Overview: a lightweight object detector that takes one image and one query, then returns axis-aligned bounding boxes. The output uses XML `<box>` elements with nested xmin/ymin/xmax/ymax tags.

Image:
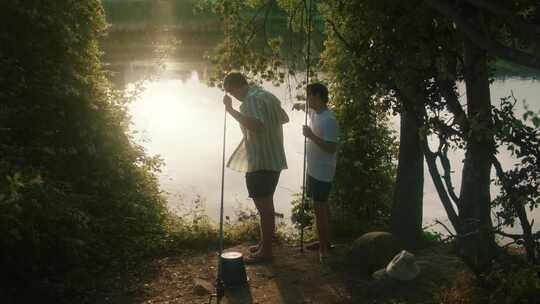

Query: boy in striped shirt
<box><xmin>222</xmin><ymin>72</ymin><xmax>289</xmax><ymax>263</ymax></box>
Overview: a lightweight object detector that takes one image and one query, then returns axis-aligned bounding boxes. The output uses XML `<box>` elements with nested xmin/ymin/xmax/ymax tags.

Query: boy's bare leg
<box><xmin>314</xmin><ymin>202</ymin><xmax>330</xmax><ymax>257</ymax></box>
<box><xmin>253</xmin><ymin>195</ymin><xmax>275</xmax><ymax>257</ymax></box>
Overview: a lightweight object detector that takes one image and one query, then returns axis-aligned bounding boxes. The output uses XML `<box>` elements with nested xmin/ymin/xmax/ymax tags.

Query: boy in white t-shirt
<box><xmin>293</xmin><ymin>83</ymin><xmax>339</xmax><ymax>261</ymax></box>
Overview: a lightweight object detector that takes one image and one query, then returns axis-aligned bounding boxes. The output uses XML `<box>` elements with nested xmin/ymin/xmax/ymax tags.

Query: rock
<box><xmin>193</xmin><ymin>278</ymin><xmax>213</xmax><ymax>296</ymax></box>
<box><xmin>346</xmin><ymin>231</ymin><xmax>403</xmax><ymax>275</ymax></box>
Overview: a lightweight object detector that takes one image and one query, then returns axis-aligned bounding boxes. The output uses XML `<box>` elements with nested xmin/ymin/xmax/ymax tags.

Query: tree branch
<box><xmin>422</xmin><ymin>136</ymin><xmax>462</xmax><ymax>232</ymax></box>
<box><xmin>494</xmin><ymin>230</ymin><xmax>524</xmax><ymax>240</ymax></box>
<box><xmin>435</xmin><ymin>219</ymin><xmax>456</xmax><ymax>236</ymax></box>
<box><xmin>491</xmin><ymin>155</ymin><xmax>537</xmax><ymax>262</ymax></box>
<box><xmin>463</xmin><ymin>0</ymin><xmax>540</xmax><ymax>38</ymax></box>
<box><xmin>434</xmin><ymin>54</ymin><xmax>470</xmax><ymax>134</ymax></box>
<box><xmin>442</xmin><ymin>87</ymin><xmax>468</xmax><ymax>130</ymax></box>
<box><xmin>438</xmin><ymin>142</ymin><xmax>460</xmax><ymax>206</ymax></box>
<box><xmin>425</xmin><ymin>0</ymin><xmax>540</xmax><ymax>70</ymax></box>
<box><xmin>245</xmin><ymin>0</ymin><xmax>275</xmax><ymax>46</ymax></box>
<box><xmin>324</xmin><ymin>18</ymin><xmax>356</xmax><ymax>54</ymax></box>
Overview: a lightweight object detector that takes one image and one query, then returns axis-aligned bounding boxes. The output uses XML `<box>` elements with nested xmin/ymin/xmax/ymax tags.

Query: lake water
<box><xmin>103</xmin><ymin>31</ymin><xmax>540</xmax><ymax>235</ymax></box>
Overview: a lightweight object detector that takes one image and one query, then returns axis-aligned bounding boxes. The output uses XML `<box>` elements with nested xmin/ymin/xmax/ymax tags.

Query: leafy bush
<box><xmin>0</xmin><ymin>0</ymin><xmax>168</xmax><ymax>299</ymax></box>
<box><xmin>436</xmin><ymin>271</ymin><xmax>489</xmax><ymax>304</ymax></box>
<box><xmin>421</xmin><ymin>230</ymin><xmax>444</xmax><ymax>245</ymax></box>
<box><xmin>437</xmin><ymin>266</ymin><xmax>540</xmax><ymax>304</ymax></box>
<box><xmin>319</xmin><ymin>4</ymin><xmax>398</xmax><ymax>236</ymax></box>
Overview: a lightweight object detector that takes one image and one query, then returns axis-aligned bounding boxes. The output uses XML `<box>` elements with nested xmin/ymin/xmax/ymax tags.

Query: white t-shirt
<box><xmin>306</xmin><ymin>109</ymin><xmax>339</xmax><ymax>182</ymax></box>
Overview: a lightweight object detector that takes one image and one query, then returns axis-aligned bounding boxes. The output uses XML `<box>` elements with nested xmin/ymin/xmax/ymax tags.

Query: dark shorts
<box><xmin>306</xmin><ymin>174</ymin><xmax>332</xmax><ymax>203</ymax></box>
<box><xmin>245</xmin><ymin>170</ymin><xmax>281</xmax><ymax>199</ymax></box>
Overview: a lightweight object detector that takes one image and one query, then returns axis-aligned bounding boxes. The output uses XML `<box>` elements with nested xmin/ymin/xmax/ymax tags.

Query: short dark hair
<box><xmin>223</xmin><ymin>72</ymin><xmax>248</xmax><ymax>92</ymax></box>
<box><xmin>307</xmin><ymin>83</ymin><xmax>329</xmax><ymax>103</ymax></box>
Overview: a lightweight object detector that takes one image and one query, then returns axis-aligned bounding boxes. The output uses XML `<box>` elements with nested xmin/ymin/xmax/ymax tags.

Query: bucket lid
<box><xmin>221</xmin><ymin>251</ymin><xmax>243</xmax><ymax>259</ymax></box>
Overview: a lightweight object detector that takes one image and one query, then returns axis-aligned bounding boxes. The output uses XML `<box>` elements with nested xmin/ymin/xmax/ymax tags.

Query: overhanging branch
<box><xmin>324</xmin><ymin>18</ymin><xmax>356</xmax><ymax>54</ymax></box>
<box><xmin>463</xmin><ymin>0</ymin><xmax>540</xmax><ymax>38</ymax></box>
<box><xmin>425</xmin><ymin>0</ymin><xmax>540</xmax><ymax>70</ymax></box>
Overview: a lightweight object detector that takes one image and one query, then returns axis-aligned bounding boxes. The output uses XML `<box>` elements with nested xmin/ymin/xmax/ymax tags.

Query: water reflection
<box><xmin>110</xmin><ymin>60</ymin><xmax>209</xmax><ymax>87</ymax></box>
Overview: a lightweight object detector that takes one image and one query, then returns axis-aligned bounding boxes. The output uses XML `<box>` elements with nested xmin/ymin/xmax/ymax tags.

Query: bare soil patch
<box><xmin>89</xmin><ymin>242</ymin><xmax>469</xmax><ymax>304</ymax></box>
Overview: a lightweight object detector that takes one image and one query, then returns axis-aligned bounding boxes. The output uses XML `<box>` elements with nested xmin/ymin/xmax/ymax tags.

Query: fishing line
<box><xmin>299</xmin><ymin>0</ymin><xmax>314</xmax><ymax>253</ymax></box>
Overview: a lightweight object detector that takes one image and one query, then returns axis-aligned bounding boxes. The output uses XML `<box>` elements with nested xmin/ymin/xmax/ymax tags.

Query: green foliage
<box><xmin>289</xmin><ymin>193</ymin><xmax>317</xmax><ymax>241</ymax></box>
<box><xmin>203</xmin><ymin>0</ymin><xmax>324</xmax><ymax>88</ymax></box>
<box><xmin>289</xmin><ymin>188</ymin><xmax>391</xmax><ymax>240</ymax></box>
<box><xmin>290</xmin><ymin>193</ymin><xmax>313</xmax><ymax>229</ymax></box>
<box><xmin>421</xmin><ymin>230</ymin><xmax>444</xmax><ymax>245</ymax></box>
<box><xmin>102</xmin><ymin>0</ymin><xmax>220</xmax><ymax>30</ymax></box>
<box><xmin>495</xmin><ymin>266</ymin><xmax>540</xmax><ymax>301</ymax></box>
<box><xmin>318</xmin><ymin>1</ymin><xmax>401</xmax><ymax>234</ymax></box>
<box><xmin>224</xmin><ymin>208</ymin><xmax>261</xmax><ymax>243</ymax></box>
<box><xmin>436</xmin><ymin>271</ymin><xmax>490</xmax><ymax>304</ymax></box>
<box><xmin>492</xmin><ymin>97</ymin><xmax>540</xmax><ymax>228</ymax></box>
<box><xmin>225</xmin><ymin>206</ymin><xmax>292</xmax><ymax>245</ymax></box>
<box><xmin>0</xmin><ymin>0</ymin><xmax>169</xmax><ymax>299</ymax></box>
<box><xmin>161</xmin><ymin>197</ymin><xmax>263</xmax><ymax>250</ymax></box>
<box><xmin>489</xmin><ymin>96</ymin><xmax>540</xmax><ymax>261</ymax></box>
<box><xmin>437</xmin><ymin>266</ymin><xmax>540</xmax><ymax>304</ymax></box>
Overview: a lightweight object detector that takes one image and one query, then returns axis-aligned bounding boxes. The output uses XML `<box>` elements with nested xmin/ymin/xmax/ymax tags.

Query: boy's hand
<box><xmin>223</xmin><ymin>95</ymin><xmax>233</xmax><ymax>111</ymax></box>
<box><xmin>302</xmin><ymin>125</ymin><xmax>315</xmax><ymax>139</ymax></box>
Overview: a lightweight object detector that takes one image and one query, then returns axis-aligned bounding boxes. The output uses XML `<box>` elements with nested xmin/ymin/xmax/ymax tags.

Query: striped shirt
<box><xmin>227</xmin><ymin>87</ymin><xmax>289</xmax><ymax>173</ymax></box>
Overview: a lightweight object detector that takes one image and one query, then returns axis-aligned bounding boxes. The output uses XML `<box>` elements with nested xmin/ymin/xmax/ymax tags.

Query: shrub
<box><xmin>437</xmin><ymin>266</ymin><xmax>540</xmax><ymax>304</ymax></box>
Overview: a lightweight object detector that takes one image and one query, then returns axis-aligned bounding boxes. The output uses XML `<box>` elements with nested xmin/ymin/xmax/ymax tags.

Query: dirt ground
<box><xmin>89</xmin><ymin>241</ymin><xmax>469</xmax><ymax>304</ymax></box>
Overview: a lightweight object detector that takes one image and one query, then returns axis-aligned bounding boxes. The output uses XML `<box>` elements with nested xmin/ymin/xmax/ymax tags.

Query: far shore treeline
<box><xmin>100</xmin><ymin>0</ymin><xmax>538</xmax><ymax>79</ymax></box>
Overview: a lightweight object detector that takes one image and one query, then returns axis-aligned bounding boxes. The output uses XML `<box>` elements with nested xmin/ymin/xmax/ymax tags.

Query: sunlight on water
<box><xmin>128</xmin><ymin>70</ymin><xmax>306</xmax><ymax>221</ymax></box>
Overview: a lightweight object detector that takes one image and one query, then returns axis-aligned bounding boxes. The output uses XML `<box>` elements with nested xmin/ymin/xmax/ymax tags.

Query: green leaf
<box><xmin>532</xmin><ymin>117</ymin><xmax>540</xmax><ymax>128</ymax></box>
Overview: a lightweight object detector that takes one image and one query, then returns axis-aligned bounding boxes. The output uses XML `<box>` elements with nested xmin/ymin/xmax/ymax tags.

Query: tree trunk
<box><xmin>391</xmin><ymin>97</ymin><xmax>424</xmax><ymax>249</ymax></box>
<box><xmin>457</xmin><ymin>36</ymin><xmax>497</xmax><ymax>273</ymax></box>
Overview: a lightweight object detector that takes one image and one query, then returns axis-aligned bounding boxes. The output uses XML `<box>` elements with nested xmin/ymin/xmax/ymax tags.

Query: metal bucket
<box><xmin>219</xmin><ymin>251</ymin><xmax>248</xmax><ymax>286</ymax></box>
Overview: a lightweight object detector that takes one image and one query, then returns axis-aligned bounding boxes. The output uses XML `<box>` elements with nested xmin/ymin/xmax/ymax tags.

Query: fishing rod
<box><xmin>211</xmin><ymin>2</ymin><xmax>233</xmax><ymax>302</ymax></box>
<box><xmin>299</xmin><ymin>0</ymin><xmax>314</xmax><ymax>253</ymax></box>
<box><xmin>209</xmin><ymin>108</ymin><xmax>227</xmax><ymax>304</ymax></box>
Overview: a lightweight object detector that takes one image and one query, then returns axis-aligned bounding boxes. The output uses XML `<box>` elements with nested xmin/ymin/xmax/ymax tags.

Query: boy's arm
<box><xmin>280</xmin><ymin>107</ymin><xmax>290</xmax><ymax>124</ymax></box>
<box><xmin>223</xmin><ymin>95</ymin><xmax>264</xmax><ymax>132</ymax></box>
<box><xmin>302</xmin><ymin>126</ymin><xmax>337</xmax><ymax>153</ymax></box>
